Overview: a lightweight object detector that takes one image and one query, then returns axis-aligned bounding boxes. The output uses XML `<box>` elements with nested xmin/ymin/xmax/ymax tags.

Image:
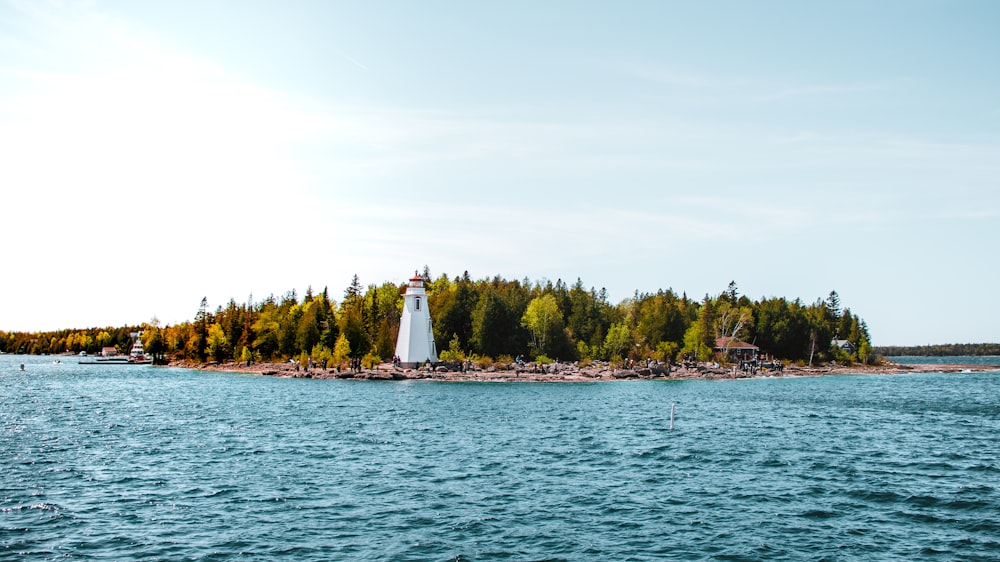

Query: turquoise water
<box><xmin>2</xmin><ymin>355</ymin><xmax>999</xmax><ymax>561</ymax></box>
<box><xmin>889</xmin><ymin>355</ymin><xmax>1000</xmax><ymax>367</ymax></box>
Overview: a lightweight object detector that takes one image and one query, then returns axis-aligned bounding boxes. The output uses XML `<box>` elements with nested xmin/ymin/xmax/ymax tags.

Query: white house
<box><xmin>394</xmin><ymin>272</ymin><xmax>438</xmax><ymax>367</ymax></box>
<box><xmin>833</xmin><ymin>339</ymin><xmax>856</xmax><ymax>354</ymax></box>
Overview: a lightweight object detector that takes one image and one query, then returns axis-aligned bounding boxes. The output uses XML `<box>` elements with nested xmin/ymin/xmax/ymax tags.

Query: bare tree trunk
<box><xmin>808</xmin><ymin>329</ymin><xmax>817</xmax><ymax>367</ymax></box>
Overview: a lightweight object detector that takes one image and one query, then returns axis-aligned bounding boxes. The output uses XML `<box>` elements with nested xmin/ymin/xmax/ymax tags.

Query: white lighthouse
<box><xmin>394</xmin><ymin>272</ymin><xmax>438</xmax><ymax>367</ymax></box>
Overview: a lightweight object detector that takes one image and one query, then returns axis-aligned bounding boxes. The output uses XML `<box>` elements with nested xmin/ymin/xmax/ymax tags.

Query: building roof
<box><xmin>714</xmin><ymin>337</ymin><xmax>759</xmax><ymax>350</ymax></box>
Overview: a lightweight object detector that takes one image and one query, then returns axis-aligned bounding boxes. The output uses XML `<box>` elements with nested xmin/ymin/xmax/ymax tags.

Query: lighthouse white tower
<box><xmin>395</xmin><ymin>272</ymin><xmax>438</xmax><ymax>367</ymax></box>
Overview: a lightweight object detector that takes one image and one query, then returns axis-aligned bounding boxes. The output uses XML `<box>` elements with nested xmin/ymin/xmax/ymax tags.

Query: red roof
<box><xmin>714</xmin><ymin>337</ymin><xmax>758</xmax><ymax>350</ymax></box>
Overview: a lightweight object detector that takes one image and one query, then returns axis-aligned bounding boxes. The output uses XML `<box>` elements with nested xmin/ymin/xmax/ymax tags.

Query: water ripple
<box><xmin>2</xmin><ymin>360</ymin><xmax>999</xmax><ymax>560</ymax></box>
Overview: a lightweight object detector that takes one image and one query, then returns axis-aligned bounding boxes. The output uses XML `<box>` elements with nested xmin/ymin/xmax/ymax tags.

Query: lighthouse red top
<box><xmin>409</xmin><ymin>272</ymin><xmax>424</xmax><ymax>287</ymax></box>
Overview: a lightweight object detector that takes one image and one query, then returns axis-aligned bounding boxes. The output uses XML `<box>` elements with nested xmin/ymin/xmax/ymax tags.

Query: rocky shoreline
<box><xmin>167</xmin><ymin>359</ymin><xmax>999</xmax><ymax>382</ymax></box>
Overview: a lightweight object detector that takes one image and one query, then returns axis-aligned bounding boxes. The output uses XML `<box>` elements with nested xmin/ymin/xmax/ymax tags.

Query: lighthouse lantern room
<box><xmin>394</xmin><ymin>272</ymin><xmax>438</xmax><ymax>367</ymax></box>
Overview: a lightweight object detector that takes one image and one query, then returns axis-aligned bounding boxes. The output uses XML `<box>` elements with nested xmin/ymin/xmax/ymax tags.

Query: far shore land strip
<box><xmin>168</xmin><ymin>358</ymin><xmax>1000</xmax><ymax>382</ymax></box>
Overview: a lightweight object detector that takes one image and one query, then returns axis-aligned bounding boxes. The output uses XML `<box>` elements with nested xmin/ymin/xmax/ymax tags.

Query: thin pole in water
<box><xmin>670</xmin><ymin>403</ymin><xmax>675</xmax><ymax>431</ymax></box>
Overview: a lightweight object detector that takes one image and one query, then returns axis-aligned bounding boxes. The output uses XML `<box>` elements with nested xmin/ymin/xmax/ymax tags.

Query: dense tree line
<box><xmin>1</xmin><ymin>325</ymin><xmax>143</xmax><ymax>357</ymax></box>
<box><xmin>2</xmin><ymin>272</ymin><xmax>877</xmax><ymax>366</ymax></box>
<box><xmin>875</xmin><ymin>343</ymin><xmax>1000</xmax><ymax>357</ymax></box>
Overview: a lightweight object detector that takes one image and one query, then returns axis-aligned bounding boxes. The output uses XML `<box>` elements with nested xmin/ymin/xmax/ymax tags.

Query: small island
<box><xmin>4</xmin><ymin>271</ymin><xmax>997</xmax><ymax>380</ymax></box>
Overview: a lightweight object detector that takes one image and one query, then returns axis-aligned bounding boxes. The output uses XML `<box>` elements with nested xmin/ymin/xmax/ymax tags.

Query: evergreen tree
<box><xmin>345</xmin><ymin>274</ymin><xmax>363</xmax><ymax>305</ymax></box>
<box><xmin>433</xmin><ymin>277</ymin><xmax>477</xmax><ymax>352</ymax></box>
<box><xmin>193</xmin><ymin>297</ymin><xmax>210</xmax><ymax>361</ymax></box>
<box><xmin>296</xmin><ymin>302</ymin><xmax>322</xmax><ymax>356</ymax></box>
<box><xmin>338</xmin><ymin>276</ymin><xmax>370</xmax><ymax>358</ymax></box>
<box><xmin>698</xmin><ymin>296</ymin><xmax>716</xmax><ymax>351</ymax></box>
<box><xmin>827</xmin><ymin>290</ymin><xmax>841</xmax><ymax>320</ymax></box>
<box><xmin>318</xmin><ymin>290</ymin><xmax>340</xmax><ymax>350</ymax></box>
<box><xmin>278</xmin><ymin>304</ymin><xmax>302</xmax><ymax>358</ymax></box>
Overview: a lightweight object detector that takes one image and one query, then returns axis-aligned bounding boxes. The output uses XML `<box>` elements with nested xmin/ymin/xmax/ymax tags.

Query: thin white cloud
<box><xmin>754</xmin><ymin>81</ymin><xmax>892</xmax><ymax>102</ymax></box>
<box><xmin>621</xmin><ymin>58</ymin><xmax>895</xmax><ymax>106</ymax></box>
<box><xmin>337</xmin><ymin>50</ymin><xmax>369</xmax><ymax>71</ymax></box>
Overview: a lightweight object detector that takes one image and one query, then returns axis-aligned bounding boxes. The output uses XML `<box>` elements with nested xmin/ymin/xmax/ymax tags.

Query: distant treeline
<box><xmin>1</xmin><ymin>325</ymin><xmax>142</xmax><ymax>357</ymax></box>
<box><xmin>875</xmin><ymin>343</ymin><xmax>1000</xmax><ymax>357</ymax></box>
<box><xmin>2</xmin><ymin>270</ymin><xmax>874</xmax><ymax>366</ymax></box>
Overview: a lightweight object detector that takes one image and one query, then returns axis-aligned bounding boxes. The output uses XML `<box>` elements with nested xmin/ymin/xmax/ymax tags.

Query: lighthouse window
<box><xmin>416</xmin><ymin>297</ymin><xmax>420</xmax><ymax>311</ymax></box>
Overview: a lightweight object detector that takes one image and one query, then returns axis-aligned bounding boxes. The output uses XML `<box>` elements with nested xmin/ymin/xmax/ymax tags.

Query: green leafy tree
<box><xmin>656</xmin><ymin>340</ymin><xmax>679</xmax><ymax>363</ymax></box>
<box><xmin>96</xmin><ymin>330</ymin><xmax>113</xmax><ymax>351</ymax></box>
<box><xmin>252</xmin><ymin>306</ymin><xmax>281</xmax><ymax>360</ymax></box>
<box><xmin>857</xmin><ymin>338</ymin><xmax>873</xmax><ymax>365</ymax></box>
<box><xmin>752</xmin><ymin>297</ymin><xmax>811</xmax><ymax>361</ymax></box>
<box><xmin>635</xmin><ymin>289</ymin><xmax>688</xmax><ymax>353</ymax></box>
<box><xmin>184</xmin><ymin>331</ymin><xmax>204</xmax><ymax>361</ymax></box>
<box><xmin>806</xmin><ymin>299</ymin><xmax>834</xmax><ymax>366</ymax></box>
<box><xmin>603</xmin><ymin>321</ymin><xmax>632</xmax><ymax>361</ymax></box>
<box><xmin>310</xmin><ymin>343</ymin><xmax>333</xmax><ymax>366</ymax></box>
<box><xmin>680</xmin><ymin>320</ymin><xmax>712</xmax><ymax>361</ymax></box>
<box><xmin>361</xmin><ymin>350</ymin><xmax>382</xmax><ymax>371</ymax></box>
<box><xmin>142</xmin><ymin>327</ymin><xmax>167</xmax><ymax>362</ymax></box>
<box><xmin>521</xmin><ymin>294</ymin><xmax>561</xmax><ymax>357</ymax></box>
<box><xmin>697</xmin><ymin>297</ymin><xmax>716</xmax><ymax>352</ymax></box>
<box><xmin>207</xmin><ymin>323</ymin><xmax>229</xmax><ymax>363</ymax></box>
<box><xmin>165</xmin><ymin>323</ymin><xmax>190</xmax><ymax>358</ymax></box>
<box><xmin>440</xmin><ymin>333</ymin><xmax>466</xmax><ymax>362</ymax></box>
<box><xmin>4</xmin><ymin>274</ymin><xmax>879</xmax><ymax>367</ymax></box>
<box><xmin>333</xmin><ymin>333</ymin><xmax>351</xmax><ymax>366</ymax></box>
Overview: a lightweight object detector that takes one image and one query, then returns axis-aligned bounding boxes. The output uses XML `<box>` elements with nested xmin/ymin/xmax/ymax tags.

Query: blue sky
<box><xmin>1</xmin><ymin>1</ymin><xmax>997</xmax><ymax>346</ymax></box>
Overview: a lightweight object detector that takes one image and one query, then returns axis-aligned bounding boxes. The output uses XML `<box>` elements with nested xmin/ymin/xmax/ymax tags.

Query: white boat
<box><xmin>79</xmin><ymin>332</ymin><xmax>152</xmax><ymax>365</ymax></box>
<box><xmin>128</xmin><ymin>333</ymin><xmax>152</xmax><ymax>364</ymax></box>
